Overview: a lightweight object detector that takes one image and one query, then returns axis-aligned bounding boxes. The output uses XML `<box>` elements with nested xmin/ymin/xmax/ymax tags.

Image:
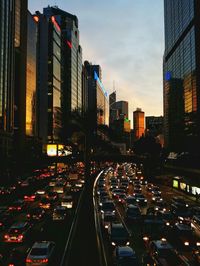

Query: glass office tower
<box><xmin>0</xmin><ymin>0</ymin><xmax>15</xmax><ymax>156</ymax></box>
<box><xmin>26</xmin><ymin>12</ymin><xmax>37</xmax><ymax>137</ymax></box>
<box><xmin>163</xmin><ymin>0</ymin><xmax>200</xmax><ymax>153</ymax></box>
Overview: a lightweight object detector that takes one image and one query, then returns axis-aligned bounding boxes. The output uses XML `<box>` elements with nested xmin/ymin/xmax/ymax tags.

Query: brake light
<box><xmin>9</xmin><ymin>264</ymin><xmax>14</xmax><ymax>266</ymax></box>
<box><xmin>17</xmin><ymin>207</ymin><xmax>21</xmax><ymax>210</ymax></box>
<box><xmin>0</xmin><ymin>223</ymin><xmax>2</xmax><ymax>226</ymax></box>
<box><xmin>42</xmin><ymin>258</ymin><xmax>48</xmax><ymax>263</ymax></box>
<box><xmin>26</xmin><ymin>258</ymin><xmax>32</xmax><ymax>263</ymax></box>
<box><xmin>24</xmin><ymin>196</ymin><xmax>28</xmax><ymax>198</ymax></box>
<box><xmin>27</xmin><ymin>214</ymin><xmax>30</xmax><ymax>218</ymax></box>
<box><xmin>18</xmin><ymin>234</ymin><xmax>23</xmax><ymax>239</ymax></box>
<box><xmin>4</xmin><ymin>234</ymin><xmax>9</xmax><ymax>238</ymax></box>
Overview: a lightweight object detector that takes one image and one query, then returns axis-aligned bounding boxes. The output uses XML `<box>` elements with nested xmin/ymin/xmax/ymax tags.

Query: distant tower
<box><xmin>133</xmin><ymin>108</ymin><xmax>145</xmax><ymax>140</ymax></box>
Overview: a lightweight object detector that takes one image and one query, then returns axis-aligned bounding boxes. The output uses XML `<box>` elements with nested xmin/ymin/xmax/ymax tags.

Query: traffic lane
<box><xmin>1</xmin><ymin>191</ymin><xmax>80</xmax><ymax>265</ymax></box>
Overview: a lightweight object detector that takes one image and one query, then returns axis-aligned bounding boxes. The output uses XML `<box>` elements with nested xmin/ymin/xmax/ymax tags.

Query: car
<box><xmin>102</xmin><ymin>211</ymin><xmax>116</xmax><ymax>229</ymax></box>
<box><xmin>126</xmin><ymin>196</ymin><xmax>137</xmax><ymax>206</ymax></box>
<box><xmin>151</xmin><ymin>186</ymin><xmax>161</xmax><ymax>195</ymax></box>
<box><xmin>108</xmin><ymin>222</ymin><xmax>130</xmax><ymax>247</ymax></box>
<box><xmin>46</xmin><ymin>192</ymin><xmax>58</xmax><ymax>202</ymax></box>
<box><xmin>112</xmin><ymin>189</ymin><xmax>126</xmax><ymax>199</ymax></box>
<box><xmin>27</xmin><ymin>208</ymin><xmax>46</xmax><ymax>221</ymax></box>
<box><xmin>148</xmin><ymin>238</ymin><xmax>183</xmax><ymax>266</ymax></box>
<box><xmin>152</xmin><ymin>192</ymin><xmax>163</xmax><ymax>203</ymax></box>
<box><xmin>192</xmin><ymin>215</ymin><xmax>200</xmax><ymax>233</ymax></box>
<box><xmin>125</xmin><ymin>205</ymin><xmax>141</xmax><ymax>222</ymax></box>
<box><xmin>4</xmin><ymin>222</ymin><xmax>31</xmax><ymax>243</ymax></box>
<box><xmin>167</xmin><ymin>223</ymin><xmax>200</xmax><ymax>250</ymax></box>
<box><xmin>39</xmin><ymin>198</ymin><xmax>51</xmax><ymax>209</ymax></box>
<box><xmin>114</xmin><ymin>246</ymin><xmax>139</xmax><ymax>266</ymax></box>
<box><xmin>146</xmin><ymin>183</ymin><xmax>154</xmax><ymax>192</ymax></box>
<box><xmin>171</xmin><ymin>197</ymin><xmax>189</xmax><ymax>208</ymax></box>
<box><xmin>26</xmin><ymin>241</ymin><xmax>55</xmax><ymax>265</ymax></box>
<box><xmin>61</xmin><ymin>195</ymin><xmax>73</xmax><ymax>209</ymax></box>
<box><xmin>134</xmin><ymin>194</ymin><xmax>147</xmax><ymax>206</ymax></box>
<box><xmin>100</xmin><ymin>200</ymin><xmax>115</xmax><ymax>214</ymax></box>
<box><xmin>117</xmin><ymin>193</ymin><xmax>127</xmax><ymax>204</ymax></box>
<box><xmin>52</xmin><ymin>206</ymin><xmax>67</xmax><ymax>221</ymax></box>
<box><xmin>171</xmin><ymin>204</ymin><xmax>192</xmax><ymax>218</ymax></box>
<box><xmin>24</xmin><ymin>194</ymin><xmax>36</xmax><ymax>202</ymax></box>
<box><xmin>8</xmin><ymin>200</ymin><xmax>25</xmax><ymax>212</ymax></box>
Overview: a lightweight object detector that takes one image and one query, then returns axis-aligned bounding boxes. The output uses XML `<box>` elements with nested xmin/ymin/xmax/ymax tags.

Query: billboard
<box><xmin>46</xmin><ymin>144</ymin><xmax>72</xmax><ymax>157</ymax></box>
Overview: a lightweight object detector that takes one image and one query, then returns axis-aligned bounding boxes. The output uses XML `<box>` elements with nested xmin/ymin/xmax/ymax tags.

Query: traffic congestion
<box><xmin>0</xmin><ymin>163</ymin><xmax>84</xmax><ymax>266</ymax></box>
<box><xmin>94</xmin><ymin>163</ymin><xmax>200</xmax><ymax>266</ymax></box>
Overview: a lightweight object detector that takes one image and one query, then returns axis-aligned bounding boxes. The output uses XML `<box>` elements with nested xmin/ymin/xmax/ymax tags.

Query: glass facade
<box><xmin>0</xmin><ymin>0</ymin><xmax>14</xmax><ymax>155</ymax></box>
<box><xmin>96</xmin><ymin>82</ymin><xmax>109</xmax><ymax>126</ymax></box>
<box><xmin>26</xmin><ymin>13</ymin><xmax>37</xmax><ymax>136</ymax></box>
<box><xmin>47</xmin><ymin>18</ymin><xmax>62</xmax><ymax>143</ymax></box>
<box><xmin>70</xmin><ymin>22</ymin><xmax>82</xmax><ymax>112</ymax></box>
<box><xmin>163</xmin><ymin>0</ymin><xmax>199</xmax><ymax>152</ymax></box>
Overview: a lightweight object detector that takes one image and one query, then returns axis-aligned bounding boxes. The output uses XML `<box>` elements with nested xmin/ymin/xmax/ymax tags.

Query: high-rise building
<box><xmin>163</xmin><ymin>0</ymin><xmax>200</xmax><ymax>153</ymax></box>
<box><xmin>146</xmin><ymin>116</ymin><xmax>163</xmax><ymax>137</ymax></box>
<box><xmin>133</xmin><ymin>108</ymin><xmax>145</xmax><ymax>140</ymax></box>
<box><xmin>109</xmin><ymin>91</ymin><xmax>117</xmax><ymax>124</ymax></box>
<box><xmin>42</xmin><ymin>6</ymin><xmax>82</xmax><ymax>142</ymax></box>
<box><xmin>84</xmin><ymin>61</ymin><xmax>109</xmax><ymax>127</ymax></box>
<box><xmin>114</xmin><ymin>101</ymin><xmax>128</xmax><ymax>119</ymax></box>
<box><xmin>26</xmin><ymin>12</ymin><xmax>37</xmax><ymax>138</ymax></box>
<box><xmin>36</xmin><ymin>12</ymin><xmax>62</xmax><ymax>144</ymax></box>
<box><xmin>0</xmin><ymin>0</ymin><xmax>15</xmax><ymax>156</ymax></box>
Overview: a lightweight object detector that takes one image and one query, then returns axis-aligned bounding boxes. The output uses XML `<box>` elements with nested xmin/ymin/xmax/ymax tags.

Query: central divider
<box><xmin>60</xmin><ymin>172</ymin><xmax>102</xmax><ymax>266</ymax></box>
<box><xmin>93</xmin><ymin>171</ymin><xmax>109</xmax><ymax>266</ymax></box>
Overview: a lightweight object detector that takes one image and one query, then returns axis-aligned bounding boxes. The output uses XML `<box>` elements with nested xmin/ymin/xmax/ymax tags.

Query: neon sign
<box><xmin>51</xmin><ymin>16</ymin><xmax>61</xmax><ymax>32</ymax></box>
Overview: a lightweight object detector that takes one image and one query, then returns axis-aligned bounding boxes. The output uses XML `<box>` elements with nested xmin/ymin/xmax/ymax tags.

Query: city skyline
<box><xmin>28</xmin><ymin>0</ymin><xmax>164</xmax><ymax>124</ymax></box>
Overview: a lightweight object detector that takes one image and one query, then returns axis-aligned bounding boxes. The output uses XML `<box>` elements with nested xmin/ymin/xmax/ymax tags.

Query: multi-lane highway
<box><xmin>93</xmin><ymin>163</ymin><xmax>200</xmax><ymax>266</ymax></box>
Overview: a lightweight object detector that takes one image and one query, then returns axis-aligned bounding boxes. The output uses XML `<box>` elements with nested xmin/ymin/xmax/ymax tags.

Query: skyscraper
<box><xmin>42</xmin><ymin>6</ymin><xmax>82</xmax><ymax>142</ymax></box>
<box><xmin>36</xmin><ymin>12</ymin><xmax>62</xmax><ymax>144</ymax></box>
<box><xmin>0</xmin><ymin>0</ymin><xmax>15</xmax><ymax>156</ymax></box>
<box><xmin>84</xmin><ymin>61</ymin><xmax>109</xmax><ymax>127</ymax></box>
<box><xmin>133</xmin><ymin>108</ymin><xmax>145</xmax><ymax>140</ymax></box>
<box><xmin>163</xmin><ymin>0</ymin><xmax>200</xmax><ymax>153</ymax></box>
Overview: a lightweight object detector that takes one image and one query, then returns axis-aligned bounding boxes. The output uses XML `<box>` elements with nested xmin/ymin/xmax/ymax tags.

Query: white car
<box><xmin>26</xmin><ymin>241</ymin><xmax>55</xmax><ymax>265</ymax></box>
<box><xmin>61</xmin><ymin>195</ymin><xmax>73</xmax><ymax>209</ymax></box>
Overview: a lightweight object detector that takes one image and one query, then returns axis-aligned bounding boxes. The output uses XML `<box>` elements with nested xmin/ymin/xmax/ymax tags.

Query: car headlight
<box><xmin>126</xmin><ymin>241</ymin><xmax>130</xmax><ymax>245</ymax></box>
<box><xmin>112</xmin><ymin>210</ymin><xmax>115</xmax><ymax>213</ymax></box>
<box><xmin>143</xmin><ymin>236</ymin><xmax>149</xmax><ymax>241</ymax></box>
<box><xmin>184</xmin><ymin>241</ymin><xmax>189</xmax><ymax>246</ymax></box>
<box><xmin>101</xmin><ymin>210</ymin><xmax>104</xmax><ymax>213</ymax></box>
<box><xmin>166</xmin><ymin>222</ymin><xmax>170</xmax><ymax>226</ymax></box>
<box><xmin>144</xmin><ymin>199</ymin><xmax>147</xmax><ymax>202</ymax></box>
<box><xmin>152</xmin><ymin>197</ymin><xmax>155</xmax><ymax>200</ymax></box>
<box><xmin>136</xmin><ymin>199</ymin><xmax>139</xmax><ymax>202</ymax></box>
<box><xmin>186</xmin><ymin>204</ymin><xmax>189</xmax><ymax>207</ymax></box>
<box><xmin>105</xmin><ymin>225</ymin><xmax>108</xmax><ymax>229</ymax></box>
<box><xmin>196</xmin><ymin>242</ymin><xmax>200</xmax><ymax>246</ymax></box>
<box><xmin>111</xmin><ymin>242</ymin><xmax>116</xmax><ymax>246</ymax></box>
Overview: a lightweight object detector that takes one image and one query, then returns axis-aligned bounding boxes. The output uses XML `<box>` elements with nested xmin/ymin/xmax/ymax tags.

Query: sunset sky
<box><xmin>29</xmin><ymin>0</ymin><xmax>164</xmax><ymax>125</ymax></box>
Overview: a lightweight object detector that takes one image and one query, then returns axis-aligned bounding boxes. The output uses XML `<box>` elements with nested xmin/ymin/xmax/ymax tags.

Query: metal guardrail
<box><xmin>93</xmin><ymin>171</ymin><xmax>109</xmax><ymax>266</ymax></box>
<box><xmin>60</xmin><ymin>186</ymin><xmax>85</xmax><ymax>266</ymax></box>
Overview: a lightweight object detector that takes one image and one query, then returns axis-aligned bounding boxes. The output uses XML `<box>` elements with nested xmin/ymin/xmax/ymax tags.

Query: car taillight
<box><xmin>9</xmin><ymin>264</ymin><xmax>14</xmax><ymax>266</ymax></box>
<box><xmin>42</xmin><ymin>259</ymin><xmax>48</xmax><ymax>263</ymax></box>
<box><xmin>26</xmin><ymin>258</ymin><xmax>32</xmax><ymax>263</ymax></box>
<box><xmin>27</xmin><ymin>214</ymin><xmax>30</xmax><ymax>218</ymax></box>
<box><xmin>0</xmin><ymin>222</ymin><xmax>2</xmax><ymax>226</ymax></box>
<box><xmin>18</xmin><ymin>234</ymin><xmax>23</xmax><ymax>239</ymax></box>
<box><xmin>4</xmin><ymin>234</ymin><xmax>9</xmax><ymax>238</ymax></box>
<box><xmin>24</xmin><ymin>196</ymin><xmax>28</xmax><ymax>198</ymax></box>
<box><xmin>17</xmin><ymin>207</ymin><xmax>21</xmax><ymax>210</ymax></box>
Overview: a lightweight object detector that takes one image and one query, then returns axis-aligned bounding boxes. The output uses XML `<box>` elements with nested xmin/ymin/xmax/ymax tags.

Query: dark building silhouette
<box><xmin>163</xmin><ymin>0</ymin><xmax>200</xmax><ymax>153</ymax></box>
<box><xmin>146</xmin><ymin>116</ymin><xmax>163</xmax><ymax>137</ymax></box>
<box><xmin>0</xmin><ymin>0</ymin><xmax>15</xmax><ymax>156</ymax></box>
